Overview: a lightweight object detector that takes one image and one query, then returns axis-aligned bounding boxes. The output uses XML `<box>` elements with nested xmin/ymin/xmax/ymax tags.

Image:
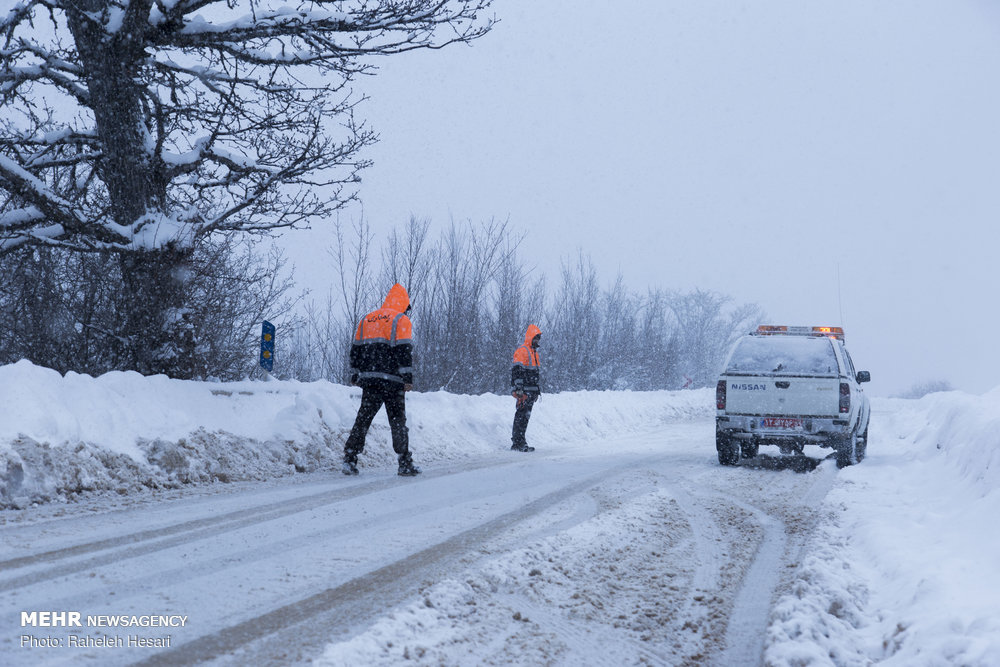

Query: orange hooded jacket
<box><xmin>349</xmin><ymin>284</ymin><xmax>414</xmax><ymax>385</ymax></box>
<box><xmin>511</xmin><ymin>324</ymin><xmax>541</xmax><ymax>394</ymax></box>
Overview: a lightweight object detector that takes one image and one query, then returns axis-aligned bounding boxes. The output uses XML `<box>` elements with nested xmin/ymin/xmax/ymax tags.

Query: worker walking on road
<box><xmin>510</xmin><ymin>324</ymin><xmax>542</xmax><ymax>452</ymax></box>
<box><xmin>343</xmin><ymin>283</ymin><xmax>421</xmax><ymax>477</ymax></box>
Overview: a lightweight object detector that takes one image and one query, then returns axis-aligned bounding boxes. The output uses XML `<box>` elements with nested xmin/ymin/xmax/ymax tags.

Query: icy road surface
<box><xmin>1</xmin><ymin>418</ymin><xmax>843</xmax><ymax>666</ymax></box>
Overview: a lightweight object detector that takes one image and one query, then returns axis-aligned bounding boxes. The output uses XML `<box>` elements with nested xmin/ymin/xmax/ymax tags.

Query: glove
<box><xmin>513</xmin><ymin>391</ymin><xmax>527</xmax><ymax>408</ymax></box>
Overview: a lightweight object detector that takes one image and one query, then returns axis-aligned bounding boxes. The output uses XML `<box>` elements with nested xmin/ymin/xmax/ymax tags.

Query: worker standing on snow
<box><xmin>510</xmin><ymin>324</ymin><xmax>542</xmax><ymax>452</ymax></box>
<box><xmin>343</xmin><ymin>283</ymin><xmax>421</xmax><ymax>477</ymax></box>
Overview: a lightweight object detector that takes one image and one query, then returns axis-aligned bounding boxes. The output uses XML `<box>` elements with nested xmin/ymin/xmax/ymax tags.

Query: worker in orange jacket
<box><xmin>343</xmin><ymin>283</ymin><xmax>420</xmax><ymax>476</ymax></box>
<box><xmin>510</xmin><ymin>324</ymin><xmax>542</xmax><ymax>452</ymax></box>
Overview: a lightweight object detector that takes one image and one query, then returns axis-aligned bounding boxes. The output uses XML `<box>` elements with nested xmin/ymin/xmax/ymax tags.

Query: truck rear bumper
<box><xmin>716</xmin><ymin>415</ymin><xmax>850</xmax><ymax>447</ymax></box>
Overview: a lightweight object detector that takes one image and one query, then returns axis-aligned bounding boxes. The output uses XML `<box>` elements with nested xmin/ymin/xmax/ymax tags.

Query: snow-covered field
<box><xmin>1</xmin><ymin>360</ymin><xmax>998</xmax><ymax>666</ymax></box>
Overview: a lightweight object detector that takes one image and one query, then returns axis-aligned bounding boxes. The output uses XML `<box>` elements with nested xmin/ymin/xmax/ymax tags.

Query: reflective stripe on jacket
<box><xmin>349</xmin><ymin>283</ymin><xmax>414</xmax><ymax>385</ymax></box>
<box><xmin>511</xmin><ymin>324</ymin><xmax>541</xmax><ymax>394</ymax></box>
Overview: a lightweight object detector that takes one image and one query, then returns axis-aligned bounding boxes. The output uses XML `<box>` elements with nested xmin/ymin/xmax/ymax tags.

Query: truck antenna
<box><xmin>837</xmin><ymin>263</ymin><xmax>845</xmax><ymax>327</ymax></box>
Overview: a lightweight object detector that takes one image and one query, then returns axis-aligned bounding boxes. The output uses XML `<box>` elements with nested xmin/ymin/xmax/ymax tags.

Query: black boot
<box><xmin>511</xmin><ymin>443</ymin><xmax>535</xmax><ymax>452</ymax></box>
<box><xmin>397</xmin><ymin>454</ymin><xmax>421</xmax><ymax>477</ymax></box>
<box><xmin>342</xmin><ymin>449</ymin><xmax>359</xmax><ymax>475</ymax></box>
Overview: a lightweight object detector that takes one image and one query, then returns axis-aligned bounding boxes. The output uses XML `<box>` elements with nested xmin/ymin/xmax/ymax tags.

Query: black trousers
<box><xmin>345</xmin><ymin>379</ymin><xmax>409</xmax><ymax>459</ymax></box>
<box><xmin>511</xmin><ymin>392</ymin><xmax>539</xmax><ymax>446</ymax></box>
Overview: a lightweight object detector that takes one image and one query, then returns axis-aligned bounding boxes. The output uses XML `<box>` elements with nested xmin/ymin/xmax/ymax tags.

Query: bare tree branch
<box><xmin>0</xmin><ymin>0</ymin><xmax>494</xmax><ymax>376</ymax></box>
<box><xmin>0</xmin><ymin>0</ymin><xmax>495</xmax><ymax>252</ymax></box>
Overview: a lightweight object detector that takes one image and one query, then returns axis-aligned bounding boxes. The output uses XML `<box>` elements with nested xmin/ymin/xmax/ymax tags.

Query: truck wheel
<box><xmin>740</xmin><ymin>441</ymin><xmax>759</xmax><ymax>459</ymax></box>
<box><xmin>855</xmin><ymin>426</ymin><xmax>869</xmax><ymax>462</ymax></box>
<box><xmin>716</xmin><ymin>431</ymin><xmax>740</xmax><ymax>466</ymax></box>
<box><xmin>835</xmin><ymin>431</ymin><xmax>858</xmax><ymax>468</ymax></box>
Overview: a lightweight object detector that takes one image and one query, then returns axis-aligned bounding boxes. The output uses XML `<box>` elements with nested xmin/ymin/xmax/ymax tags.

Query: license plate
<box><xmin>761</xmin><ymin>417</ymin><xmax>803</xmax><ymax>429</ymax></box>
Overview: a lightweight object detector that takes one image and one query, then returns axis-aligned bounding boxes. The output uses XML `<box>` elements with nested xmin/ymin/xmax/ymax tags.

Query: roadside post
<box><xmin>260</xmin><ymin>320</ymin><xmax>275</xmax><ymax>378</ymax></box>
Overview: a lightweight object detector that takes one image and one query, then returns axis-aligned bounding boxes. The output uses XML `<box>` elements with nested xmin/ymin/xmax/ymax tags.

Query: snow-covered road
<box><xmin>3</xmin><ymin>364</ymin><xmax>999</xmax><ymax>666</ymax></box>
<box><xmin>2</xmin><ymin>419</ymin><xmax>842</xmax><ymax>666</ymax></box>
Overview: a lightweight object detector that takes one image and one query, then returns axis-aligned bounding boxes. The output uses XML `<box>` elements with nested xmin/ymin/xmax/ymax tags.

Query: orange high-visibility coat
<box><xmin>349</xmin><ymin>284</ymin><xmax>414</xmax><ymax>385</ymax></box>
<box><xmin>511</xmin><ymin>324</ymin><xmax>541</xmax><ymax>394</ymax></box>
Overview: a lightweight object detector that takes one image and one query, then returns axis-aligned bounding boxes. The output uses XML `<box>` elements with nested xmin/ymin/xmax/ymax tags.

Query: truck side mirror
<box><xmin>856</xmin><ymin>371</ymin><xmax>871</xmax><ymax>383</ymax></box>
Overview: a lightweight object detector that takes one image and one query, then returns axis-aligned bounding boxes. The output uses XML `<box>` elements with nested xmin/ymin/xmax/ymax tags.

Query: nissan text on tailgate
<box><xmin>715</xmin><ymin>326</ymin><xmax>871</xmax><ymax>467</ymax></box>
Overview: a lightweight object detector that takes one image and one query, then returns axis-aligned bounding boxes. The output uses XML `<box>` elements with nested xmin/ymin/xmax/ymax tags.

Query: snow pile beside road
<box><xmin>765</xmin><ymin>390</ymin><xmax>1000</xmax><ymax>667</ymax></box>
<box><xmin>0</xmin><ymin>360</ymin><xmax>711</xmax><ymax>508</ymax></box>
<box><xmin>897</xmin><ymin>388</ymin><xmax>1000</xmax><ymax>493</ymax></box>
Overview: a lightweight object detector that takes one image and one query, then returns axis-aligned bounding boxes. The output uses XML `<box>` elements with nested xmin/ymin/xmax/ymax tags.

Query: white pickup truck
<box><xmin>715</xmin><ymin>326</ymin><xmax>871</xmax><ymax>467</ymax></box>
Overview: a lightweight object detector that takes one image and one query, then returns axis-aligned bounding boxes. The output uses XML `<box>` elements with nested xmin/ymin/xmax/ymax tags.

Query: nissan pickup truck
<box><xmin>715</xmin><ymin>325</ymin><xmax>871</xmax><ymax>467</ymax></box>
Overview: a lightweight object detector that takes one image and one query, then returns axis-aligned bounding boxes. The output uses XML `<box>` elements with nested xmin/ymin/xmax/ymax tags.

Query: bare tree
<box><xmin>0</xmin><ymin>235</ymin><xmax>299</xmax><ymax>379</ymax></box>
<box><xmin>483</xmin><ymin>227</ymin><xmax>535</xmax><ymax>393</ymax></box>
<box><xmin>381</xmin><ymin>215</ymin><xmax>432</xmax><ymax>306</ymax></box>
<box><xmin>0</xmin><ymin>0</ymin><xmax>494</xmax><ymax>374</ymax></box>
<box><xmin>593</xmin><ymin>273</ymin><xmax>638</xmax><ymax>390</ymax></box>
<box><xmin>283</xmin><ymin>294</ymin><xmax>346</xmax><ymax>382</ymax></box>
<box><xmin>544</xmin><ymin>252</ymin><xmax>602</xmax><ymax>391</ymax></box>
<box><xmin>632</xmin><ymin>288</ymin><xmax>676</xmax><ymax>390</ymax></box>
<box><xmin>668</xmin><ymin>289</ymin><xmax>763</xmax><ymax>388</ymax></box>
<box><xmin>331</xmin><ymin>217</ymin><xmax>375</xmax><ymax>337</ymax></box>
<box><xmin>183</xmin><ymin>237</ymin><xmax>301</xmax><ymax>380</ymax></box>
<box><xmin>418</xmin><ymin>218</ymin><xmax>515</xmax><ymax>392</ymax></box>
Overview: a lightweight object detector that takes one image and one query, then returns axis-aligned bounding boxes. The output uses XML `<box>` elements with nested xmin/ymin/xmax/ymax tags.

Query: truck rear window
<box><xmin>725</xmin><ymin>336</ymin><xmax>839</xmax><ymax>376</ymax></box>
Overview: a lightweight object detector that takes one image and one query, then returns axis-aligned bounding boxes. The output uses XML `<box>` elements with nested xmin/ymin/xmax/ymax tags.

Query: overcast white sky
<box><xmin>285</xmin><ymin>0</ymin><xmax>1000</xmax><ymax>396</ymax></box>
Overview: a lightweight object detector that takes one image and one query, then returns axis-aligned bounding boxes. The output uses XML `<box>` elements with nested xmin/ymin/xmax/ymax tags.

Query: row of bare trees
<box><xmin>0</xmin><ymin>212</ymin><xmax>762</xmax><ymax>390</ymax></box>
<box><xmin>282</xmin><ymin>217</ymin><xmax>764</xmax><ymax>393</ymax></box>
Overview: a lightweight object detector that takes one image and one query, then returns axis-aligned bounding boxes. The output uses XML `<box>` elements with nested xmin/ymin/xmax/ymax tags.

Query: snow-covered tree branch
<box><xmin>1</xmin><ymin>0</ymin><xmax>494</xmax><ymax>252</ymax></box>
<box><xmin>0</xmin><ymin>0</ymin><xmax>494</xmax><ymax>375</ymax></box>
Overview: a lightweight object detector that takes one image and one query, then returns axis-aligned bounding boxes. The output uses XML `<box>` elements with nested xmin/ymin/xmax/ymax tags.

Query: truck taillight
<box><xmin>839</xmin><ymin>382</ymin><xmax>850</xmax><ymax>413</ymax></box>
<box><xmin>716</xmin><ymin>380</ymin><xmax>727</xmax><ymax>410</ymax></box>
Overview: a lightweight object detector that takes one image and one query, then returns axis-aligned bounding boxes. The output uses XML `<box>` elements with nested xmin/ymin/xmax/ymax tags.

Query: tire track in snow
<box><xmin>439</xmin><ymin>475</ymin><xmax>692</xmax><ymax>667</ymax></box>
<box><xmin>0</xmin><ymin>464</ymin><xmax>498</xmax><ymax>591</ymax></box>
<box><xmin>663</xmin><ymin>481</ymin><xmax>761</xmax><ymax>666</ymax></box>
<box><xmin>715</xmin><ymin>498</ymin><xmax>787</xmax><ymax>667</ymax></box>
<box><xmin>131</xmin><ymin>460</ymin><xmax>665</xmax><ymax>666</ymax></box>
<box><xmin>705</xmin><ymin>460</ymin><xmax>840</xmax><ymax>667</ymax></box>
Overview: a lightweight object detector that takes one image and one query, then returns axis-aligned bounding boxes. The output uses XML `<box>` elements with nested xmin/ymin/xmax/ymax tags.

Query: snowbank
<box><xmin>0</xmin><ymin>360</ymin><xmax>711</xmax><ymax>508</ymax></box>
<box><xmin>766</xmin><ymin>389</ymin><xmax>1000</xmax><ymax>666</ymax></box>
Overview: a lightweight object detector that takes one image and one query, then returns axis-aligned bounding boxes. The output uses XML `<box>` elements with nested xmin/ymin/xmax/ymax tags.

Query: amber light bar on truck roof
<box><xmin>755</xmin><ymin>325</ymin><xmax>845</xmax><ymax>340</ymax></box>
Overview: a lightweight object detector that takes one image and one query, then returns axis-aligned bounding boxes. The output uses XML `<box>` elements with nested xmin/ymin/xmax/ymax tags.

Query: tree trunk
<box><xmin>118</xmin><ymin>248</ymin><xmax>194</xmax><ymax>377</ymax></box>
<box><xmin>67</xmin><ymin>2</ymin><xmax>190</xmax><ymax>376</ymax></box>
<box><xmin>66</xmin><ymin>0</ymin><xmax>164</xmax><ymax>229</ymax></box>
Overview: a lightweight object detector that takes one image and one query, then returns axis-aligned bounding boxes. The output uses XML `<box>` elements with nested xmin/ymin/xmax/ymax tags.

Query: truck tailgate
<box><xmin>724</xmin><ymin>376</ymin><xmax>840</xmax><ymax>416</ymax></box>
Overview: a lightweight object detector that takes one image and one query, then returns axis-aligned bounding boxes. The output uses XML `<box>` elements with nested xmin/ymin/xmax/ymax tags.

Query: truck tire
<box><xmin>717</xmin><ymin>431</ymin><xmax>740</xmax><ymax>466</ymax></box>
<box><xmin>835</xmin><ymin>431</ymin><xmax>858</xmax><ymax>468</ymax></box>
<box><xmin>855</xmin><ymin>425</ymin><xmax>869</xmax><ymax>462</ymax></box>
